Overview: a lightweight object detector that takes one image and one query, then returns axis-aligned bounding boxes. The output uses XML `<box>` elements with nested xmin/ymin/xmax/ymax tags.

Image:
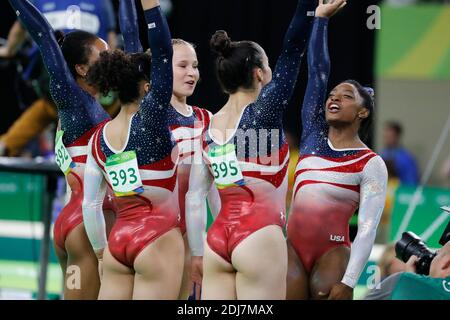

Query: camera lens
<box><xmin>395</xmin><ymin>232</ymin><xmax>437</xmax><ymax>275</ymax></box>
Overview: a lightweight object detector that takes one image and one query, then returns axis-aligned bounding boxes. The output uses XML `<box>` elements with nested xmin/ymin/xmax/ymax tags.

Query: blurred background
<box><xmin>0</xmin><ymin>0</ymin><xmax>449</xmax><ymax>299</ymax></box>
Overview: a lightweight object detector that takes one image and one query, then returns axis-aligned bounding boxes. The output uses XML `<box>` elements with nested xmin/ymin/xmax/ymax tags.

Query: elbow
<box><xmin>355</xmin><ymin>223</ymin><xmax>377</xmax><ymax>247</ymax></box>
<box><xmin>81</xmin><ymin>201</ymin><xmax>90</xmax><ymax>219</ymax></box>
<box><xmin>81</xmin><ymin>198</ymin><xmax>99</xmax><ymax>219</ymax></box>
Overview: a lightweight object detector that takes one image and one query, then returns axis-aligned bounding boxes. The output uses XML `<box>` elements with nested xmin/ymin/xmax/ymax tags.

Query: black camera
<box><xmin>395</xmin><ymin>208</ymin><xmax>450</xmax><ymax>275</ymax></box>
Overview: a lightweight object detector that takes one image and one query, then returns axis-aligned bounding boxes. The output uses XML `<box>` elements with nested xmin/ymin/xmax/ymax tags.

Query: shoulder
<box><xmin>91</xmin><ymin>120</ymin><xmax>109</xmax><ymax>145</ymax></box>
<box><xmin>398</xmin><ymin>148</ymin><xmax>417</xmax><ymax>162</ymax></box>
<box><xmin>363</xmin><ymin>153</ymin><xmax>388</xmax><ymax>180</ymax></box>
<box><xmin>192</xmin><ymin>106</ymin><xmax>213</xmax><ymax>125</ymax></box>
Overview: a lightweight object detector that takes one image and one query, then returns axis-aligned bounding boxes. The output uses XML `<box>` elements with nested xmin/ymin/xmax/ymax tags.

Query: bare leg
<box><xmin>63</xmin><ymin>223</ymin><xmax>101</xmax><ymax>299</ymax></box>
<box><xmin>132</xmin><ymin>228</ymin><xmax>185</xmax><ymax>300</ymax></box>
<box><xmin>232</xmin><ymin>225</ymin><xmax>287</xmax><ymax>300</ymax></box>
<box><xmin>286</xmin><ymin>240</ymin><xmax>309</xmax><ymax>300</ymax></box>
<box><xmin>54</xmin><ymin>242</ymin><xmax>67</xmax><ymax>298</ymax></box>
<box><xmin>201</xmin><ymin>243</ymin><xmax>236</xmax><ymax>300</ymax></box>
<box><xmin>98</xmin><ymin>247</ymin><xmax>134</xmax><ymax>300</ymax></box>
<box><xmin>309</xmin><ymin>246</ymin><xmax>350</xmax><ymax>300</ymax></box>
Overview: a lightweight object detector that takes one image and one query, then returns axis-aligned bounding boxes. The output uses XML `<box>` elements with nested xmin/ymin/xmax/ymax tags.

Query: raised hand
<box><xmin>140</xmin><ymin>0</ymin><xmax>160</xmax><ymax>11</ymax></box>
<box><xmin>316</xmin><ymin>0</ymin><xmax>347</xmax><ymax>18</ymax></box>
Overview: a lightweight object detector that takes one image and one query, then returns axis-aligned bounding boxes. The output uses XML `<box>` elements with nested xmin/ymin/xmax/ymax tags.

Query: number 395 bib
<box><xmin>208</xmin><ymin>144</ymin><xmax>245</xmax><ymax>189</ymax></box>
<box><xmin>105</xmin><ymin>151</ymin><xmax>144</xmax><ymax>197</ymax></box>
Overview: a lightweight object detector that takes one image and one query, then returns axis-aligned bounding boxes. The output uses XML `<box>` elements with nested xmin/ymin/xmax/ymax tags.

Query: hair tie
<box><xmin>364</xmin><ymin>87</ymin><xmax>375</xmax><ymax>98</ymax></box>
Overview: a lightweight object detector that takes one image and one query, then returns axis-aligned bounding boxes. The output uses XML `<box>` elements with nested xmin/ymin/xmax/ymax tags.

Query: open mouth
<box><xmin>327</xmin><ymin>103</ymin><xmax>341</xmax><ymax>113</ymax></box>
<box><xmin>185</xmin><ymin>80</ymin><xmax>195</xmax><ymax>86</ymax></box>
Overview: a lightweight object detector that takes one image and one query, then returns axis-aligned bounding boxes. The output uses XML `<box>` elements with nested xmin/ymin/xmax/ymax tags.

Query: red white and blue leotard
<box><xmin>118</xmin><ymin>0</ymin><xmax>219</xmax><ymax>235</ymax></box>
<box><xmin>9</xmin><ymin>0</ymin><xmax>116</xmax><ymax>250</ymax></box>
<box><xmin>167</xmin><ymin>106</ymin><xmax>217</xmax><ymax>234</ymax></box>
<box><xmin>82</xmin><ymin>6</ymin><xmax>178</xmax><ymax>268</ymax></box>
<box><xmin>287</xmin><ymin>17</ymin><xmax>388</xmax><ymax>288</ymax></box>
<box><xmin>185</xmin><ymin>1</ymin><xmax>317</xmax><ymax>262</ymax></box>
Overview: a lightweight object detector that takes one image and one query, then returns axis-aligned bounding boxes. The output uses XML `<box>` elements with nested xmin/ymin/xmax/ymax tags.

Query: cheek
<box><xmin>194</xmin><ymin>69</ymin><xmax>200</xmax><ymax>81</ymax></box>
<box><xmin>342</xmin><ymin>103</ymin><xmax>359</xmax><ymax>117</ymax></box>
<box><xmin>88</xmin><ymin>51</ymin><xmax>100</xmax><ymax>65</ymax></box>
<box><xmin>264</xmin><ymin>68</ymin><xmax>272</xmax><ymax>84</ymax></box>
<box><xmin>173</xmin><ymin>69</ymin><xmax>184</xmax><ymax>83</ymax></box>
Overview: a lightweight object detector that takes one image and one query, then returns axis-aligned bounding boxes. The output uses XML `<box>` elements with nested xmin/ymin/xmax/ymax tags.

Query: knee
<box><xmin>309</xmin><ymin>277</ymin><xmax>333</xmax><ymax>300</ymax></box>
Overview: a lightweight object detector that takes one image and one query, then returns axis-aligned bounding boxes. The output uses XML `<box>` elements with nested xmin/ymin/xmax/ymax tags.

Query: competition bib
<box><xmin>54</xmin><ymin>130</ymin><xmax>75</xmax><ymax>175</ymax></box>
<box><xmin>208</xmin><ymin>144</ymin><xmax>245</xmax><ymax>189</ymax></box>
<box><xmin>105</xmin><ymin>151</ymin><xmax>144</xmax><ymax>197</ymax></box>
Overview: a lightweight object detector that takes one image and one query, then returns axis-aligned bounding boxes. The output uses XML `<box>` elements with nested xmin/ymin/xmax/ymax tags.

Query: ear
<box><xmin>254</xmin><ymin>68</ymin><xmax>264</xmax><ymax>83</ymax></box>
<box><xmin>144</xmin><ymin>82</ymin><xmax>151</xmax><ymax>93</ymax></box>
<box><xmin>75</xmin><ymin>64</ymin><xmax>89</xmax><ymax>78</ymax></box>
<box><xmin>358</xmin><ymin>107</ymin><xmax>370</xmax><ymax>120</ymax></box>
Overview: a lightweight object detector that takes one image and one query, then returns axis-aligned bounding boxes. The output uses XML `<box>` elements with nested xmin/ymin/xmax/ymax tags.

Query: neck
<box><xmin>115</xmin><ymin>102</ymin><xmax>140</xmax><ymax>122</ymax></box>
<box><xmin>328</xmin><ymin>124</ymin><xmax>364</xmax><ymax>149</ymax></box>
<box><xmin>76</xmin><ymin>77</ymin><xmax>97</xmax><ymax>97</ymax></box>
<box><xmin>171</xmin><ymin>94</ymin><xmax>190</xmax><ymax>114</ymax></box>
<box><xmin>223</xmin><ymin>89</ymin><xmax>259</xmax><ymax>114</ymax></box>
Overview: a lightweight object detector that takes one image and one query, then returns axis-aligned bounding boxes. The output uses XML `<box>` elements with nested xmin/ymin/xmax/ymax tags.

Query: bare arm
<box><xmin>107</xmin><ymin>31</ymin><xmax>118</xmax><ymax>50</ymax></box>
<box><xmin>0</xmin><ymin>21</ymin><xmax>27</xmax><ymax>58</ymax></box>
<box><xmin>141</xmin><ymin>0</ymin><xmax>160</xmax><ymax>11</ymax></box>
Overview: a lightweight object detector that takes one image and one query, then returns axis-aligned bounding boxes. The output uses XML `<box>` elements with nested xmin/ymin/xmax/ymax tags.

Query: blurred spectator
<box><xmin>377</xmin><ymin>244</ymin><xmax>406</xmax><ymax>280</ymax></box>
<box><xmin>364</xmin><ymin>241</ymin><xmax>450</xmax><ymax>300</ymax></box>
<box><xmin>376</xmin><ymin>160</ymin><xmax>401</xmax><ymax>243</ymax></box>
<box><xmin>380</xmin><ymin>121</ymin><xmax>420</xmax><ymax>185</ymax></box>
<box><xmin>0</xmin><ymin>0</ymin><xmax>117</xmax><ymax>58</ymax></box>
<box><xmin>0</xmin><ymin>0</ymin><xmax>119</xmax><ymax>157</ymax></box>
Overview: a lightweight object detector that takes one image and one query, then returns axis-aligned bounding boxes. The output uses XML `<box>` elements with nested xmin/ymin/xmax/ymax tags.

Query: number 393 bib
<box><xmin>105</xmin><ymin>151</ymin><xmax>144</xmax><ymax>197</ymax></box>
<box><xmin>208</xmin><ymin>144</ymin><xmax>245</xmax><ymax>189</ymax></box>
